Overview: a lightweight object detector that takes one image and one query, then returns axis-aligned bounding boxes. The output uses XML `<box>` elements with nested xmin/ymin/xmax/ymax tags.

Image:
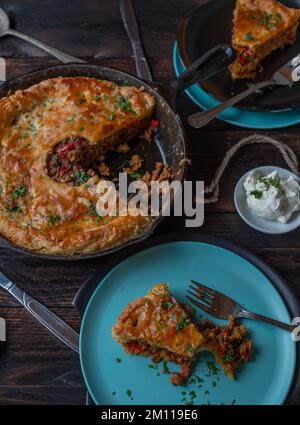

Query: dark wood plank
<box><xmin>0</xmin><ymin>386</ymin><xmax>86</xmax><ymax>405</ymax></box>
<box><xmin>0</xmin><ymin>0</ymin><xmax>191</xmax><ymax>60</ymax></box>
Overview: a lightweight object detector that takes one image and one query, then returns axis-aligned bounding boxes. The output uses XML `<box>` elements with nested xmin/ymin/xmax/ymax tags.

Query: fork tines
<box><xmin>185</xmin><ymin>280</ymin><xmax>214</xmax><ymax>314</ymax></box>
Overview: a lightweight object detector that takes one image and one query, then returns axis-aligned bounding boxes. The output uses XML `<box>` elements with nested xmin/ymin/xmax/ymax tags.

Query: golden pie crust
<box><xmin>0</xmin><ymin>76</ymin><xmax>155</xmax><ymax>255</ymax></box>
<box><xmin>112</xmin><ymin>283</ymin><xmax>205</xmax><ymax>359</ymax></box>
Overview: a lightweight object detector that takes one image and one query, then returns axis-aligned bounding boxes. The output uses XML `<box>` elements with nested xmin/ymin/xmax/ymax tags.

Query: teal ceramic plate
<box><xmin>173</xmin><ymin>42</ymin><xmax>300</xmax><ymax>129</ymax></box>
<box><xmin>80</xmin><ymin>240</ymin><xmax>296</xmax><ymax>405</ymax></box>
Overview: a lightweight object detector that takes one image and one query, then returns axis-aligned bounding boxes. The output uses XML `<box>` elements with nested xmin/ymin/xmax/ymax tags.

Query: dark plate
<box><xmin>178</xmin><ymin>0</ymin><xmax>300</xmax><ymax>112</ymax></box>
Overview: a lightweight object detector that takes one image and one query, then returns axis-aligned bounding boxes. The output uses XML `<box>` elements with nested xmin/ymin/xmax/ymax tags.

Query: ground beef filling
<box><xmin>47</xmin><ymin>137</ymin><xmax>96</xmax><ymax>185</ymax></box>
<box><xmin>124</xmin><ymin>340</ymin><xmax>192</xmax><ymax>385</ymax></box>
<box><xmin>203</xmin><ymin>315</ymin><xmax>253</xmax><ymax>369</ymax></box>
<box><xmin>46</xmin><ymin>118</ymin><xmax>153</xmax><ymax>186</ymax></box>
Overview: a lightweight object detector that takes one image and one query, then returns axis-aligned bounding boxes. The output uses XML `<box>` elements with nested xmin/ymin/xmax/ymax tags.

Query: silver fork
<box><xmin>186</xmin><ymin>280</ymin><xmax>295</xmax><ymax>332</ymax></box>
<box><xmin>188</xmin><ymin>53</ymin><xmax>300</xmax><ymax>128</ymax></box>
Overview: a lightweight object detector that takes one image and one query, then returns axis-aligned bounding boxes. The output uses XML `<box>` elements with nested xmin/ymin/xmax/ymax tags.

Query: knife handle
<box><xmin>120</xmin><ymin>0</ymin><xmax>153</xmax><ymax>81</ymax></box>
<box><xmin>6</xmin><ymin>282</ymin><xmax>79</xmax><ymax>352</ymax></box>
<box><xmin>131</xmin><ymin>42</ymin><xmax>153</xmax><ymax>81</ymax></box>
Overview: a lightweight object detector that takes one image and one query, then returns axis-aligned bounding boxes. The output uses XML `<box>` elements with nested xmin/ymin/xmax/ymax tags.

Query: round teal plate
<box><xmin>80</xmin><ymin>240</ymin><xmax>297</xmax><ymax>405</ymax></box>
<box><xmin>173</xmin><ymin>42</ymin><xmax>300</xmax><ymax>129</ymax></box>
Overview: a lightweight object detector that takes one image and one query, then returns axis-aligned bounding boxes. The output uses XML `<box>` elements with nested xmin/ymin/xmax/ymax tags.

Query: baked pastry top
<box><xmin>112</xmin><ymin>283</ymin><xmax>205</xmax><ymax>384</ymax></box>
<box><xmin>230</xmin><ymin>0</ymin><xmax>300</xmax><ymax>78</ymax></box>
<box><xmin>112</xmin><ymin>283</ymin><xmax>205</xmax><ymax>358</ymax></box>
<box><xmin>0</xmin><ymin>76</ymin><xmax>155</xmax><ymax>255</ymax></box>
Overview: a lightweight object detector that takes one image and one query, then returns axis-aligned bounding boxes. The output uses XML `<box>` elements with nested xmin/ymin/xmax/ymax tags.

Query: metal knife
<box><xmin>0</xmin><ymin>271</ymin><xmax>79</xmax><ymax>352</ymax></box>
<box><xmin>120</xmin><ymin>0</ymin><xmax>153</xmax><ymax>81</ymax></box>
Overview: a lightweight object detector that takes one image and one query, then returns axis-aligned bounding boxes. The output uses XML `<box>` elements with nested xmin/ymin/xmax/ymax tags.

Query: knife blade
<box><xmin>0</xmin><ymin>271</ymin><xmax>79</xmax><ymax>352</ymax></box>
<box><xmin>120</xmin><ymin>0</ymin><xmax>153</xmax><ymax>81</ymax></box>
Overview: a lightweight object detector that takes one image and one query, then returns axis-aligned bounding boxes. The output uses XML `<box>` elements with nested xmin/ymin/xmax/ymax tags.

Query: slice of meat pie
<box><xmin>230</xmin><ymin>0</ymin><xmax>300</xmax><ymax>79</ymax></box>
<box><xmin>112</xmin><ymin>283</ymin><xmax>205</xmax><ymax>385</ymax></box>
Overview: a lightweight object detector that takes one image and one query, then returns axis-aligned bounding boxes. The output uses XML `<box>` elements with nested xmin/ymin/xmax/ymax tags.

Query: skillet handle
<box><xmin>170</xmin><ymin>44</ymin><xmax>236</xmax><ymax>94</ymax></box>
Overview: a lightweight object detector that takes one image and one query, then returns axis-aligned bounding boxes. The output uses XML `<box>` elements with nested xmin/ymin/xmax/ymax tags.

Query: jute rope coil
<box><xmin>204</xmin><ymin>134</ymin><xmax>300</xmax><ymax>204</ymax></box>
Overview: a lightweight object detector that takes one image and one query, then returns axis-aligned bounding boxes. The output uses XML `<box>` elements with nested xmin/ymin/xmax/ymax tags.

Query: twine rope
<box><xmin>204</xmin><ymin>134</ymin><xmax>299</xmax><ymax>204</ymax></box>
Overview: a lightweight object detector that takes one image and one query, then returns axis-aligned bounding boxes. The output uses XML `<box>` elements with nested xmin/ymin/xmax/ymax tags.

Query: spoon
<box><xmin>0</xmin><ymin>7</ymin><xmax>86</xmax><ymax>64</ymax></box>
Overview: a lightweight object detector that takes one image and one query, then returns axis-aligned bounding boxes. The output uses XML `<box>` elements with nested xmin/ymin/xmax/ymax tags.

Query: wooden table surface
<box><xmin>0</xmin><ymin>0</ymin><xmax>299</xmax><ymax>405</ymax></box>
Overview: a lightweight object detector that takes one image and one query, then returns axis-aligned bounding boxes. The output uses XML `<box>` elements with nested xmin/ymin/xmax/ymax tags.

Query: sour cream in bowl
<box><xmin>234</xmin><ymin>166</ymin><xmax>300</xmax><ymax>234</ymax></box>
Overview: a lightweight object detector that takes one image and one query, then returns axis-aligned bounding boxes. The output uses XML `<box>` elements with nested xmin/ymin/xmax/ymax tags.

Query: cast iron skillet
<box><xmin>0</xmin><ymin>45</ymin><xmax>235</xmax><ymax>260</ymax></box>
<box><xmin>178</xmin><ymin>0</ymin><xmax>300</xmax><ymax>112</ymax></box>
<box><xmin>73</xmin><ymin>232</ymin><xmax>300</xmax><ymax>405</ymax></box>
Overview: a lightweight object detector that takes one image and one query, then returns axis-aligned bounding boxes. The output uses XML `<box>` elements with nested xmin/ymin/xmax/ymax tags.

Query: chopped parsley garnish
<box><xmin>94</xmin><ymin>95</ymin><xmax>101</xmax><ymax>101</ymax></box>
<box><xmin>261</xmin><ymin>12</ymin><xmax>282</xmax><ymax>30</ymax></box>
<box><xmin>27</xmin><ymin>123</ymin><xmax>36</xmax><ymax>132</ymax></box>
<box><xmin>268</xmin><ymin>177</ymin><xmax>280</xmax><ymax>188</ymax></box>
<box><xmin>222</xmin><ymin>349</ymin><xmax>235</xmax><ymax>363</ymax></box>
<box><xmin>89</xmin><ymin>203</ymin><xmax>103</xmax><ymax>220</ymax></box>
<box><xmin>126</xmin><ymin>389</ymin><xmax>133</xmax><ymax>399</ymax></box>
<box><xmin>67</xmin><ymin>117</ymin><xmax>74</xmax><ymax>123</ymax></box>
<box><xmin>245</xmin><ymin>32</ymin><xmax>256</xmax><ymax>41</ymax></box>
<box><xmin>148</xmin><ymin>363</ymin><xmax>158</xmax><ymax>369</ymax></box>
<box><xmin>162</xmin><ymin>361</ymin><xmax>170</xmax><ymax>374</ymax></box>
<box><xmin>115</xmin><ymin>358</ymin><xmax>122</xmax><ymax>363</ymax></box>
<box><xmin>131</xmin><ymin>172</ymin><xmax>142</xmax><ymax>179</ymax></box>
<box><xmin>108</xmin><ymin>112</ymin><xmax>116</xmax><ymax>121</ymax></box>
<box><xmin>176</xmin><ymin>314</ymin><xmax>190</xmax><ymax>331</ymax></box>
<box><xmin>189</xmin><ymin>376</ymin><xmax>197</xmax><ymax>384</ymax></box>
<box><xmin>261</xmin><ymin>12</ymin><xmax>275</xmax><ymax>29</ymax></box>
<box><xmin>75</xmin><ymin>170</ymin><xmax>90</xmax><ymax>185</ymax></box>
<box><xmin>258</xmin><ymin>176</ymin><xmax>280</xmax><ymax>188</ymax></box>
<box><xmin>79</xmin><ymin>126</ymin><xmax>85</xmax><ymax>131</ymax></box>
<box><xmin>117</xmin><ymin>96</ymin><xmax>136</xmax><ymax>115</ymax></box>
<box><xmin>12</xmin><ymin>184</ymin><xmax>26</xmax><ymax>200</ymax></box>
<box><xmin>10</xmin><ymin>205</ymin><xmax>22</xmax><ymax>213</ymax></box>
<box><xmin>250</xmin><ymin>190</ymin><xmax>263</xmax><ymax>199</ymax></box>
<box><xmin>112</xmin><ymin>391</ymin><xmax>116</xmax><ymax>396</ymax></box>
<box><xmin>49</xmin><ymin>214</ymin><xmax>61</xmax><ymax>225</ymax></box>
<box><xmin>187</xmin><ymin>344</ymin><xmax>194</xmax><ymax>353</ymax></box>
<box><xmin>207</xmin><ymin>361</ymin><xmax>220</xmax><ymax>376</ymax></box>
<box><xmin>162</xmin><ymin>301</ymin><xmax>174</xmax><ymax>309</ymax></box>
<box><xmin>204</xmin><ymin>390</ymin><xmax>210</xmax><ymax>395</ymax></box>
<box><xmin>152</xmin><ymin>288</ymin><xmax>163</xmax><ymax>297</ymax></box>
<box><xmin>182</xmin><ymin>390</ymin><xmax>197</xmax><ymax>405</ymax></box>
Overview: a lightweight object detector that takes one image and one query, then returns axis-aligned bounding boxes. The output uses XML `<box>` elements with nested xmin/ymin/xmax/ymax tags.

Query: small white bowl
<box><xmin>234</xmin><ymin>166</ymin><xmax>300</xmax><ymax>234</ymax></box>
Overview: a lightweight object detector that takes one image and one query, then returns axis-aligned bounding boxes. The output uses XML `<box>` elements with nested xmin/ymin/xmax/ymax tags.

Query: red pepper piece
<box><xmin>57</xmin><ymin>140</ymin><xmax>80</xmax><ymax>156</ymax></box>
<box><xmin>151</xmin><ymin>119</ymin><xmax>160</xmax><ymax>129</ymax></box>
<box><xmin>239</xmin><ymin>55</ymin><xmax>247</xmax><ymax>65</ymax></box>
